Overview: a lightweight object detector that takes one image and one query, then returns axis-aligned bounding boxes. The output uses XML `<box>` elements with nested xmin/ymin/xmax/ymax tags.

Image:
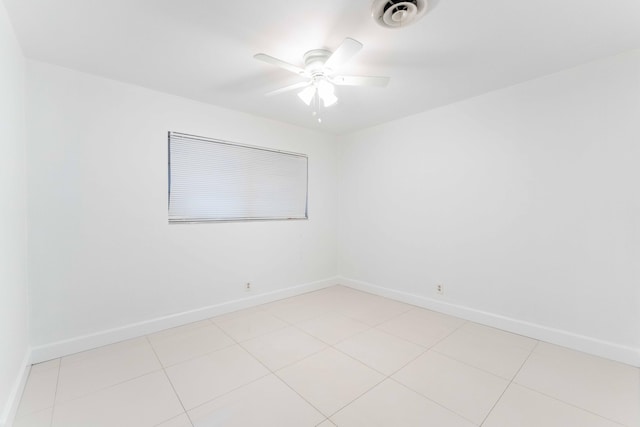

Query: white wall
<box><xmin>0</xmin><ymin>3</ymin><xmax>30</xmax><ymax>425</ymax></box>
<box><xmin>26</xmin><ymin>61</ymin><xmax>338</xmax><ymax>357</ymax></box>
<box><xmin>338</xmin><ymin>51</ymin><xmax>640</xmax><ymax>365</ymax></box>
<box><xmin>19</xmin><ymin>43</ymin><xmax>640</xmax><ymax>369</ymax></box>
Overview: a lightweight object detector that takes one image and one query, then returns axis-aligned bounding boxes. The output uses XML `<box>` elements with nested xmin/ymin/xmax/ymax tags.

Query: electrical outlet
<box><xmin>245</xmin><ymin>282</ymin><xmax>251</xmax><ymax>292</ymax></box>
<box><xmin>436</xmin><ymin>284</ymin><xmax>444</xmax><ymax>295</ymax></box>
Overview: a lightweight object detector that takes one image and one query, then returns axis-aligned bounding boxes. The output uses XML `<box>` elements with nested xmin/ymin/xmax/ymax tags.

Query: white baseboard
<box><xmin>30</xmin><ymin>276</ymin><xmax>340</xmax><ymax>364</ymax></box>
<box><xmin>339</xmin><ymin>276</ymin><xmax>640</xmax><ymax>367</ymax></box>
<box><xmin>27</xmin><ymin>274</ymin><xmax>640</xmax><ymax>367</ymax></box>
<box><xmin>0</xmin><ymin>349</ymin><xmax>31</xmax><ymax>427</ymax></box>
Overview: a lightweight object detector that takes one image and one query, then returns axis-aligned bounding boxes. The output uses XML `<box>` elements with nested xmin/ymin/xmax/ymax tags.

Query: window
<box><xmin>168</xmin><ymin>132</ymin><xmax>308</xmax><ymax>223</ymax></box>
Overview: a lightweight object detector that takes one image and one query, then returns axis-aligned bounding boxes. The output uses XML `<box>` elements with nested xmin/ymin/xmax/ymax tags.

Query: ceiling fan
<box><xmin>254</xmin><ymin>38</ymin><xmax>389</xmax><ymax>116</ymax></box>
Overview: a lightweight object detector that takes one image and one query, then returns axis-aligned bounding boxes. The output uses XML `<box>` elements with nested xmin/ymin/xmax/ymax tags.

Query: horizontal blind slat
<box><xmin>168</xmin><ymin>133</ymin><xmax>308</xmax><ymax>222</ymax></box>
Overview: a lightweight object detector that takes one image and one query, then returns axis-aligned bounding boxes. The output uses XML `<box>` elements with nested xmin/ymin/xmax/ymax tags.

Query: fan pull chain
<box><xmin>313</xmin><ymin>88</ymin><xmax>322</xmax><ymax>123</ymax></box>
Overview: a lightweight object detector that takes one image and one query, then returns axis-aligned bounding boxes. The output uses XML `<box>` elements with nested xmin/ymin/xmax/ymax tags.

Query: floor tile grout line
<box><xmin>286</xmin><ymin>311</ymin><xmax>376</xmax><ymax>347</ymax></box>
<box><xmin>225</xmin><ymin>321</ymin><xmax>331</xmax><ymax>372</ymax></box>
<box><xmin>237</xmin><ymin>291</ymin><xmax>475</xmax><ymax>421</ymax></box>
<box><xmin>21</xmin><ymin>286</ymin><xmax>635</xmax><ymax>426</ymax></box>
<box><xmin>197</xmin><ymin>320</ymin><xmax>275</xmax><ymax>401</ymax></box>
<box><xmin>359</xmin><ymin>318</ymin><xmax>497</xmax><ymax>426</ymax></box>
<box><xmin>38</xmin><ymin>363</ymin><xmax>183</xmax><ymax>427</ymax></box>
<box><xmin>327</xmin><ymin>304</ymin><xmax>415</xmax><ymax>329</ymax></box>
<box><xmin>387</xmin><ymin>377</ymin><xmax>480</xmax><ymax>425</ymax></box>
<box><xmin>145</xmin><ymin>319</ymin><xmax>222</xmax><ymax>350</ymax></box>
<box><xmin>330</xmin><ymin>333</ymin><xmax>428</xmax><ymax>379</ymax></box>
<box><xmin>440</xmin><ymin>324</ymin><xmax>539</xmax><ymax>354</ymax></box>
<box><xmin>49</xmin><ymin>338</ymin><xmax>292</xmax><ymax>427</ymax></box>
<box><xmin>305</xmin><ymin>288</ymin><xmax>637</xmax><ymax>425</ymax></box>
<box><xmin>380</xmin><ymin>344</ymin><xmax>430</xmax><ymax>378</ymax></box>
<box><xmin>253</xmin><ymin>328</ymin><xmax>387</xmax><ymax>420</ymax></box>
<box><xmin>13</xmin><ymin>362</ymin><xmax>60</xmax><ymax>425</ymax></box>
<box><xmin>323</xmin><ymin>372</ymin><xmax>388</xmax><ymax>420</ymax></box>
<box><xmin>151</xmin><ymin>339</ymin><xmax>238</xmax><ymax>370</ymax></box>
<box><xmin>334</xmin><ymin>321</ymin><xmax>430</xmax><ymax>350</ymax></box>
<box><xmin>270</xmin><ymin>344</ymin><xmax>329</xmax><ymax>372</ymax></box>
<box><xmin>323</xmin><ymin>317</ymin><xmax>469</xmax><ymax>422</ymax></box>
<box><xmin>369</xmin><ymin>329</ymin><xmax>484</xmax><ymax>426</ymax></box>
<box><xmin>511</xmin><ymin>382</ymin><xmax>630</xmax><ymax>427</ymax></box>
<box><xmin>174</xmin><ymin>315</ymin><xmax>328</xmax><ymax>420</ymax></box>
<box><xmin>213</xmin><ymin>310</ymin><xmax>294</xmax><ymax>343</ymax></box>
<box><xmin>325</xmin><ymin>338</ymin><xmax>479</xmax><ymax>425</ymax></box>
<box><xmin>183</xmin><ymin>371</ymin><xmax>274</xmax><ymax>417</ymax></box>
<box><xmin>478</xmin><ymin>339</ymin><xmax>540</xmax><ymax>426</ymax></box>
<box><xmin>265</xmin><ymin>303</ymin><xmax>336</xmax><ymax>326</ymax></box>
<box><xmin>269</xmin><ymin>372</ymin><xmax>328</xmax><ymax>421</ymax></box>
<box><xmin>48</xmin><ymin>365</ymin><xmax>166</xmax><ymax>407</ymax></box>
<box><xmin>233</xmin><ymin>337</ymin><xmax>330</xmax><ymax>420</ymax></box>
<box><xmin>378</xmin><ymin>315</ymin><xmax>469</xmax><ymax>353</ymax></box>
<box><xmin>206</xmin><ymin>308</ymin><xmax>307</xmax><ymax>371</ymax></box>
<box><xmin>218</xmin><ymin>299</ymin><xmax>395</xmax><ymax>421</ymax></box>
<box><xmin>56</xmin><ymin>336</ymin><xmax>152</xmax><ymax>366</ymax></box>
<box><xmin>152</xmin><ymin>413</ymin><xmax>192</xmax><ymax>427</ymax></box>
<box><xmin>144</xmin><ymin>335</ymin><xmax>195</xmax><ymax>427</ymax></box>
<box><xmin>148</xmin><ymin>318</ymin><xmax>216</xmax><ymax>342</ymax></box>
<box><xmin>48</xmin><ymin>359</ymin><xmax>62</xmax><ymax>427</ymax></box>
<box><xmin>428</xmin><ymin>347</ymin><xmax>521</xmax><ymax>381</ymax></box>
<box><xmin>176</xmin><ymin>334</ymin><xmax>326</xmax><ymax>423</ymax></box>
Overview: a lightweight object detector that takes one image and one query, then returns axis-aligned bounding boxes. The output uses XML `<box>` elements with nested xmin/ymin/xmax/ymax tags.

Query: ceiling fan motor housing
<box><xmin>372</xmin><ymin>0</ymin><xmax>428</xmax><ymax>28</ymax></box>
<box><xmin>303</xmin><ymin>49</ymin><xmax>332</xmax><ymax>74</ymax></box>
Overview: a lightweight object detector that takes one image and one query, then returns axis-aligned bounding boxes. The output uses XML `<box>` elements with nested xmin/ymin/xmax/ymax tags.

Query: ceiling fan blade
<box><xmin>324</xmin><ymin>38</ymin><xmax>363</xmax><ymax>70</ymax></box>
<box><xmin>265</xmin><ymin>81</ymin><xmax>310</xmax><ymax>97</ymax></box>
<box><xmin>254</xmin><ymin>53</ymin><xmax>305</xmax><ymax>75</ymax></box>
<box><xmin>331</xmin><ymin>75</ymin><xmax>390</xmax><ymax>87</ymax></box>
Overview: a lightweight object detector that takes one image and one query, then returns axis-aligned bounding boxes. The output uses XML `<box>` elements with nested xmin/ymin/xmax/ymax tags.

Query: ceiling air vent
<box><xmin>372</xmin><ymin>0</ymin><xmax>428</xmax><ymax>28</ymax></box>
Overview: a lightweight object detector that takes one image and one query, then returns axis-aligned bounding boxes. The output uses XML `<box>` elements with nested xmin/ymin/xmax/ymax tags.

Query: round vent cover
<box><xmin>372</xmin><ymin>0</ymin><xmax>428</xmax><ymax>28</ymax></box>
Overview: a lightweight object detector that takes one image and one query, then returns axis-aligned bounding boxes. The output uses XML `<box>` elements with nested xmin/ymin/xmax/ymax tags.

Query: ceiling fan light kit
<box><xmin>297</xmin><ymin>86</ymin><xmax>316</xmax><ymax>106</ymax></box>
<box><xmin>254</xmin><ymin>37</ymin><xmax>390</xmax><ymax>121</ymax></box>
<box><xmin>317</xmin><ymin>80</ymin><xmax>338</xmax><ymax>106</ymax></box>
<box><xmin>254</xmin><ymin>0</ymin><xmax>432</xmax><ymax>122</ymax></box>
<box><xmin>372</xmin><ymin>0</ymin><xmax>428</xmax><ymax>28</ymax></box>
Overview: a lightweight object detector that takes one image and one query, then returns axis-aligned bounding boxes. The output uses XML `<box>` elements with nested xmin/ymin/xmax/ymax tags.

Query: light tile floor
<box><xmin>13</xmin><ymin>286</ymin><xmax>640</xmax><ymax>427</ymax></box>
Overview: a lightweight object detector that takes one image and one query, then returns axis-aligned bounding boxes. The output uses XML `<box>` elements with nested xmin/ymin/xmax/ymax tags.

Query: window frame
<box><xmin>168</xmin><ymin>131</ymin><xmax>309</xmax><ymax>223</ymax></box>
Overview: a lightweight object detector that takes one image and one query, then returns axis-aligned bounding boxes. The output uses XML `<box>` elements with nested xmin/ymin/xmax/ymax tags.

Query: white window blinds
<box><xmin>168</xmin><ymin>132</ymin><xmax>308</xmax><ymax>223</ymax></box>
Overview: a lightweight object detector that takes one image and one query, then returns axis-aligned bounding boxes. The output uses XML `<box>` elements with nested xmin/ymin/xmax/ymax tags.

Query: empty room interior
<box><xmin>1</xmin><ymin>1</ymin><xmax>639</xmax><ymax>426</ymax></box>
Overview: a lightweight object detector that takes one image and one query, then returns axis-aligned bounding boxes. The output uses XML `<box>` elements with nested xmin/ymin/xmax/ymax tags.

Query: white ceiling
<box><xmin>5</xmin><ymin>0</ymin><xmax>640</xmax><ymax>134</ymax></box>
